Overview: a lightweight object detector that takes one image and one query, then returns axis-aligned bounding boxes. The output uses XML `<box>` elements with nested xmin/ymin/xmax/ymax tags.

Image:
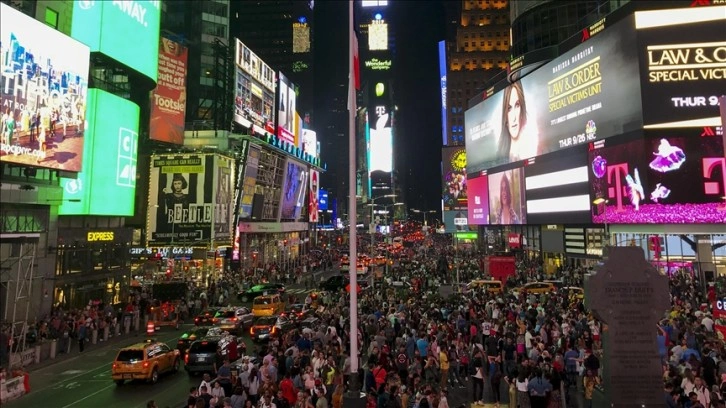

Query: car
<box><xmin>214</xmin><ymin>307</ymin><xmax>254</xmax><ymax>334</ymax></box>
<box><xmin>237</xmin><ymin>283</ymin><xmax>286</xmax><ymax>303</ymax></box>
<box><xmin>560</xmin><ymin>286</ymin><xmax>585</xmax><ymax>300</ymax></box>
<box><xmin>177</xmin><ymin>326</ymin><xmax>213</xmax><ymax>356</ymax></box>
<box><xmin>194</xmin><ymin>309</ymin><xmax>219</xmax><ymax>326</ymax></box>
<box><xmin>252</xmin><ymin>294</ymin><xmax>285</xmax><ymax>317</ymax></box>
<box><xmin>513</xmin><ymin>282</ymin><xmax>557</xmax><ymax>296</ymax></box>
<box><xmin>467</xmin><ymin>280</ymin><xmax>504</xmax><ymax>294</ymax></box>
<box><xmin>320</xmin><ymin>275</ymin><xmax>347</xmax><ymax>292</ymax></box>
<box><xmin>249</xmin><ymin>315</ymin><xmax>294</xmax><ymax>342</ymax></box>
<box><xmin>112</xmin><ymin>339</ymin><xmax>180</xmax><ymax>385</ymax></box>
<box><xmin>184</xmin><ymin>335</ymin><xmax>245</xmax><ymax>375</ymax></box>
<box><xmin>281</xmin><ymin>303</ymin><xmax>311</xmax><ymax>322</ymax></box>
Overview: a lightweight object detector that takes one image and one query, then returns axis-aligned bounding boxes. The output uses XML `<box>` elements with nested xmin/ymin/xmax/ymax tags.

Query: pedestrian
<box><xmin>77</xmin><ymin>319</ymin><xmax>87</xmax><ymax>352</ymax></box>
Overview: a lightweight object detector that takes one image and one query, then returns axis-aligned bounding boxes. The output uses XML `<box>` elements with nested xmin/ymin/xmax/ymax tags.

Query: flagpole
<box><xmin>347</xmin><ymin>0</ymin><xmax>361</xmax><ymax>400</ymax></box>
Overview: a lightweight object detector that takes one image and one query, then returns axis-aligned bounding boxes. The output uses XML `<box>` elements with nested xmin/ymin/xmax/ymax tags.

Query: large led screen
<box><xmin>442</xmin><ymin>146</ymin><xmax>467</xmax><ymax>210</ymax></box>
<box><xmin>488</xmin><ymin>168</ymin><xmax>527</xmax><ymax>225</ymax></box>
<box><xmin>524</xmin><ymin>148</ymin><xmax>591</xmax><ymax>225</ymax></box>
<box><xmin>636</xmin><ymin>6</ymin><xmax>725</xmax><ymax>128</ymax></box>
<box><xmin>0</xmin><ymin>3</ymin><xmax>90</xmax><ymax>171</ymax></box>
<box><xmin>150</xmin><ymin>38</ymin><xmax>188</xmax><ymax>144</ymax></box>
<box><xmin>234</xmin><ymin>40</ymin><xmax>276</xmax><ymax>134</ymax></box>
<box><xmin>466</xmin><ymin>15</ymin><xmax>642</xmax><ymax>174</ymax></box>
<box><xmin>276</xmin><ymin>72</ymin><xmax>296</xmax><ymax>144</ymax></box>
<box><xmin>71</xmin><ymin>0</ymin><xmax>161</xmax><ymax>82</ymax></box>
<box><xmin>147</xmin><ymin>154</ymin><xmax>215</xmax><ymax>244</ymax></box>
<box><xmin>369</xmin><ymin>105</ymin><xmax>393</xmax><ymax>174</ymax></box>
<box><xmin>439</xmin><ymin>40</ymin><xmax>447</xmax><ymax>145</ymax></box>
<box><xmin>467</xmin><ymin>174</ymin><xmax>489</xmax><ymax>225</ymax></box>
<box><xmin>589</xmin><ymin>130</ymin><xmax>725</xmax><ymax>224</ymax></box>
<box><xmin>309</xmin><ymin>169</ymin><xmax>319</xmax><ymax>223</ymax></box>
<box><xmin>280</xmin><ymin>159</ymin><xmax>308</xmax><ymax>220</ymax></box>
<box><xmin>443</xmin><ymin>210</ymin><xmax>469</xmax><ymax>233</ymax></box>
<box><xmin>59</xmin><ymin>89</ymin><xmax>139</xmax><ymax>216</ymax></box>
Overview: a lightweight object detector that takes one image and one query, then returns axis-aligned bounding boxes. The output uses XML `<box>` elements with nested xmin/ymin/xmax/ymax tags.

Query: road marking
<box><xmin>52</xmin><ymin>381</ymin><xmax>81</xmax><ymax>390</ymax></box>
<box><xmin>61</xmin><ymin>383</ymin><xmax>114</xmax><ymax>408</ymax></box>
<box><xmin>60</xmin><ymin>370</ymin><xmax>85</xmax><ymax>375</ymax></box>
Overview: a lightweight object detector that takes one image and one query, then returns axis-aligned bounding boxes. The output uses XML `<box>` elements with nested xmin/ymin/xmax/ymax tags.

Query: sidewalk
<box><xmin>17</xmin><ymin>325</ymin><xmax>147</xmax><ymax>374</ymax></box>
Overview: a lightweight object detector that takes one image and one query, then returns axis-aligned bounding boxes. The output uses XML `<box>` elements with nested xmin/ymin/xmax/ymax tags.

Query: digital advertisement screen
<box><xmin>635</xmin><ymin>6</ymin><xmax>725</xmax><ymax>128</ymax></box>
<box><xmin>318</xmin><ymin>188</ymin><xmax>329</xmax><ymax>211</ymax></box>
<box><xmin>238</xmin><ymin>144</ymin><xmax>261</xmax><ymax>220</ymax></box>
<box><xmin>280</xmin><ymin>159</ymin><xmax>308</xmax><ymax>220</ymax></box>
<box><xmin>488</xmin><ymin>168</ymin><xmax>527</xmax><ymax>225</ymax></box>
<box><xmin>589</xmin><ymin>129</ymin><xmax>725</xmax><ymax>224</ymax></box>
<box><xmin>302</xmin><ymin>129</ymin><xmax>318</xmax><ymax>158</ymax></box>
<box><xmin>71</xmin><ymin>0</ymin><xmax>160</xmax><ymax>82</ymax></box>
<box><xmin>438</xmin><ymin>40</ymin><xmax>448</xmax><ymax>145</ymax></box>
<box><xmin>369</xmin><ymin>105</ymin><xmax>393</xmax><ymax>174</ymax></box>
<box><xmin>147</xmin><ymin>154</ymin><xmax>215</xmax><ymax>244</ymax></box>
<box><xmin>59</xmin><ymin>89</ymin><xmax>139</xmax><ymax>216</ymax></box>
<box><xmin>234</xmin><ymin>40</ymin><xmax>276</xmax><ymax>134</ymax></box>
<box><xmin>465</xmin><ymin>15</ymin><xmax>642</xmax><ymax>174</ymax></box>
<box><xmin>276</xmin><ymin>72</ymin><xmax>296</xmax><ymax>144</ymax></box>
<box><xmin>309</xmin><ymin>169</ymin><xmax>319</xmax><ymax>223</ymax></box>
<box><xmin>524</xmin><ymin>147</ymin><xmax>591</xmax><ymax>225</ymax></box>
<box><xmin>149</xmin><ymin>37</ymin><xmax>188</xmax><ymax>144</ymax></box>
<box><xmin>1</xmin><ymin>3</ymin><xmax>90</xmax><ymax>171</ymax></box>
<box><xmin>467</xmin><ymin>174</ymin><xmax>489</xmax><ymax>225</ymax></box>
<box><xmin>442</xmin><ymin>146</ymin><xmax>467</xmax><ymax>210</ymax></box>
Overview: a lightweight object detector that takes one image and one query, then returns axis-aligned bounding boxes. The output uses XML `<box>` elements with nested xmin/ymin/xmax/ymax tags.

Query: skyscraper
<box><xmin>444</xmin><ymin>0</ymin><xmax>510</xmax><ymax>147</ymax></box>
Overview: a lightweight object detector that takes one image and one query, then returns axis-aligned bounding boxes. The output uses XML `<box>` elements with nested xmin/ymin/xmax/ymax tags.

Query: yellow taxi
<box><xmin>252</xmin><ymin>294</ymin><xmax>285</xmax><ymax>317</ymax></box>
<box><xmin>467</xmin><ymin>280</ymin><xmax>504</xmax><ymax>294</ymax></box>
<box><xmin>561</xmin><ymin>286</ymin><xmax>585</xmax><ymax>300</ymax></box>
<box><xmin>112</xmin><ymin>339</ymin><xmax>180</xmax><ymax>385</ymax></box>
<box><xmin>374</xmin><ymin>256</ymin><xmax>387</xmax><ymax>266</ymax></box>
<box><xmin>514</xmin><ymin>282</ymin><xmax>557</xmax><ymax>296</ymax></box>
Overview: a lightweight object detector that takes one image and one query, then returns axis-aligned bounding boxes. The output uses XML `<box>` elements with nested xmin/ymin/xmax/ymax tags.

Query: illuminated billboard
<box><xmin>488</xmin><ymin>167</ymin><xmax>527</xmax><ymax>225</ymax></box>
<box><xmin>150</xmin><ymin>38</ymin><xmax>188</xmax><ymax>144</ymax></box>
<box><xmin>234</xmin><ymin>39</ymin><xmax>276</xmax><ymax>135</ymax></box>
<box><xmin>589</xmin><ymin>129</ymin><xmax>725</xmax><ymax>224</ymax></box>
<box><xmin>439</xmin><ymin>40</ymin><xmax>447</xmax><ymax>145</ymax></box>
<box><xmin>147</xmin><ymin>154</ymin><xmax>215</xmax><ymax>244</ymax></box>
<box><xmin>467</xmin><ymin>174</ymin><xmax>489</xmax><ymax>225</ymax></box>
<box><xmin>524</xmin><ymin>147</ymin><xmax>591</xmax><ymax>225</ymax></box>
<box><xmin>276</xmin><ymin>72</ymin><xmax>297</xmax><ymax>144</ymax></box>
<box><xmin>302</xmin><ymin>129</ymin><xmax>318</xmax><ymax>158</ymax></box>
<box><xmin>1</xmin><ymin>3</ymin><xmax>90</xmax><ymax>171</ymax></box>
<box><xmin>442</xmin><ymin>146</ymin><xmax>467</xmax><ymax>209</ymax></box>
<box><xmin>369</xmin><ymin>105</ymin><xmax>393</xmax><ymax>174</ymax></box>
<box><xmin>635</xmin><ymin>6</ymin><xmax>725</xmax><ymax>128</ymax></box>
<box><xmin>443</xmin><ymin>210</ymin><xmax>469</xmax><ymax>233</ymax></box>
<box><xmin>465</xmin><ymin>15</ymin><xmax>642</xmax><ymax>174</ymax></box>
<box><xmin>238</xmin><ymin>144</ymin><xmax>261</xmax><ymax>220</ymax></box>
<box><xmin>309</xmin><ymin>169</ymin><xmax>319</xmax><ymax>223</ymax></box>
<box><xmin>280</xmin><ymin>159</ymin><xmax>308</xmax><ymax>220</ymax></box>
<box><xmin>214</xmin><ymin>155</ymin><xmax>234</xmax><ymax>242</ymax></box>
<box><xmin>59</xmin><ymin>89</ymin><xmax>140</xmax><ymax>216</ymax></box>
<box><xmin>368</xmin><ymin>20</ymin><xmax>388</xmax><ymax>51</ymax></box>
<box><xmin>71</xmin><ymin>0</ymin><xmax>161</xmax><ymax>82</ymax></box>
<box><xmin>318</xmin><ymin>188</ymin><xmax>328</xmax><ymax>211</ymax></box>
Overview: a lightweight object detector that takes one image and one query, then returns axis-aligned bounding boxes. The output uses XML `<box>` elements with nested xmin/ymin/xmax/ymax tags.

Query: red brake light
<box><xmin>142</xmin><ymin>361</ymin><xmax>149</xmax><ymax>368</ymax></box>
<box><xmin>185</xmin><ymin>354</ymin><xmax>189</xmax><ymax>364</ymax></box>
<box><xmin>194</xmin><ymin>318</ymin><xmax>199</xmax><ymax>322</ymax></box>
<box><xmin>250</xmin><ymin>327</ymin><xmax>255</xmax><ymax>335</ymax></box>
<box><xmin>231</xmin><ymin>317</ymin><xmax>237</xmax><ymax>322</ymax></box>
<box><xmin>212</xmin><ymin>318</ymin><xmax>218</xmax><ymax>324</ymax></box>
<box><xmin>112</xmin><ymin>363</ymin><xmax>117</xmax><ymax>369</ymax></box>
<box><xmin>201</xmin><ymin>341</ymin><xmax>208</xmax><ymax>345</ymax></box>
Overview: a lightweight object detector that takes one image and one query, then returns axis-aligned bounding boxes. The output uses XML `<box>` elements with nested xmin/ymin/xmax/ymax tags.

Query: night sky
<box><xmin>314</xmin><ymin>1</ymin><xmax>447</xmax><ymax>214</ymax></box>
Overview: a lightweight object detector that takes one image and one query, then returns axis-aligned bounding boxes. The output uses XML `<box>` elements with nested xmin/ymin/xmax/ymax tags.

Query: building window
<box><xmin>45</xmin><ymin>7</ymin><xmax>59</xmax><ymax>29</ymax></box>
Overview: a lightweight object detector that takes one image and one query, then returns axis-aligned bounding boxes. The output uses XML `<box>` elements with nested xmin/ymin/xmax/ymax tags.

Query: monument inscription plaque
<box><xmin>586</xmin><ymin>246</ymin><xmax>670</xmax><ymax>407</ymax></box>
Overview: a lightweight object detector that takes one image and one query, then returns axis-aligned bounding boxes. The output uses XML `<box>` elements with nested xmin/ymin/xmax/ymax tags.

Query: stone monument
<box><xmin>585</xmin><ymin>246</ymin><xmax>670</xmax><ymax>407</ymax></box>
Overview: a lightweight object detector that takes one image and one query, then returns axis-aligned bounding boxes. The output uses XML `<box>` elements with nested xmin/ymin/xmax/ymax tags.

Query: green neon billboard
<box><xmin>71</xmin><ymin>0</ymin><xmax>161</xmax><ymax>82</ymax></box>
<box><xmin>59</xmin><ymin>89</ymin><xmax>140</xmax><ymax>216</ymax></box>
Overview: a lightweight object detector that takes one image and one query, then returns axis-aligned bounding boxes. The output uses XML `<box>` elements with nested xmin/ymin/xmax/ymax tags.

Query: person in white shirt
<box><xmin>702</xmin><ymin>314</ymin><xmax>714</xmax><ymax>332</ymax></box>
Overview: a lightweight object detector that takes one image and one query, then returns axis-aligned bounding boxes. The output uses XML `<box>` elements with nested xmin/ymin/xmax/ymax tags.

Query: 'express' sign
<box><xmin>87</xmin><ymin>232</ymin><xmax>114</xmax><ymax>242</ymax></box>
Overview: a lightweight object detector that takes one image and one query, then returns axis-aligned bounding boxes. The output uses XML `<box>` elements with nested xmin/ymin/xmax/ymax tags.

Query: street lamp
<box><xmin>411</xmin><ymin>209</ymin><xmax>436</xmax><ymax>226</ymax></box>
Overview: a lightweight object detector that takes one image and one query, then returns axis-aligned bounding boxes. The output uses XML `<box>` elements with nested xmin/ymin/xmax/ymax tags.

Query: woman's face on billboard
<box><xmin>506</xmin><ymin>87</ymin><xmax>522</xmax><ymax>140</ymax></box>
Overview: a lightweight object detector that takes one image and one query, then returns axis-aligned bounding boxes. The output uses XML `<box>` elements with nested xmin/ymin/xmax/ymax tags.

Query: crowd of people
<box><xmin>174</xmin><ymin>236</ymin><xmax>726</xmax><ymax>408</ymax></box>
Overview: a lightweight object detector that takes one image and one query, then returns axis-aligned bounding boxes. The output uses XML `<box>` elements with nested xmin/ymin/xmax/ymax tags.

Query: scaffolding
<box><xmin>1</xmin><ymin>240</ymin><xmax>37</xmax><ymax>368</ymax></box>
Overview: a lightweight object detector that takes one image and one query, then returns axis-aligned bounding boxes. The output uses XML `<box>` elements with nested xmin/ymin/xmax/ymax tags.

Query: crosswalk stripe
<box><xmin>286</xmin><ymin>288</ymin><xmax>313</xmax><ymax>294</ymax></box>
